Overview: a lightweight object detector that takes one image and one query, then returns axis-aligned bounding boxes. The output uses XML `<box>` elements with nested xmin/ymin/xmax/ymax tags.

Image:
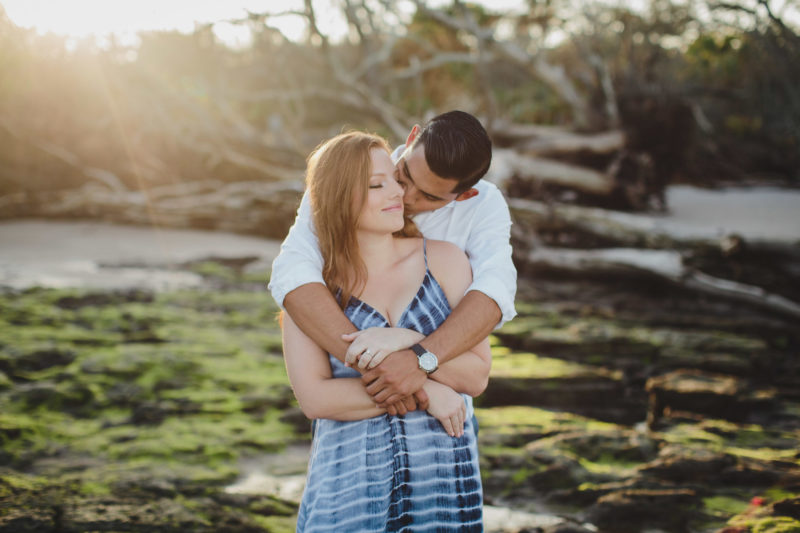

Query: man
<box><xmin>269</xmin><ymin>110</ymin><xmax>516</xmax><ymax>413</ymax></box>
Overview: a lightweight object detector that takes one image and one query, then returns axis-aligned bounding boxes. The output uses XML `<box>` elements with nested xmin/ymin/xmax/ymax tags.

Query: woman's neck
<box><xmin>356</xmin><ymin>231</ymin><xmax>401</xmax><ymax>273</ymax></box>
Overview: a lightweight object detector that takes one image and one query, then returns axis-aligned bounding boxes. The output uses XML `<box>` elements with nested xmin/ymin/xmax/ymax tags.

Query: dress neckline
<box><xmin>345</xmin><ymin>268</ymin><xmax>434</xmax><ymax>328</ymax></box>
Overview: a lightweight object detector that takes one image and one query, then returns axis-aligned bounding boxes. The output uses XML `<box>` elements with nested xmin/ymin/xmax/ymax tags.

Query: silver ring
<box><xmin>363</xmin><ymin>349</ymin><xmax>373</xmax><ymax>357</ymax></box>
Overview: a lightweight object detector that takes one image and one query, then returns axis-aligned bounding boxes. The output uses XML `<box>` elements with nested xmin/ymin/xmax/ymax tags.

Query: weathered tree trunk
<box><xmin>486</xmin><ymin>149</ymin><xmax>615</xmax><ymax>195</ymax></box>
<box><xmin>518</xmin><ymin>246</ymin><xmax>800</xmax><ymax>321</ymax></box>
<box><xmin>508</xmin><ymin>197</ymin><xmax>800</xmax><ymax>257</ymax></box>
<box><xmin>0</xmin><ymin>180</ymin><xmax>304</xmax><ymax>239</ymax></box>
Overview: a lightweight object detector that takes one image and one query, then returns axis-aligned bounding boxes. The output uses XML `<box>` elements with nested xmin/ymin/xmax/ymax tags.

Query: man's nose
<box><xmin>402</xmin><ymin>183</ymin><xmax>416</xmax><ymax>205</ymax></box>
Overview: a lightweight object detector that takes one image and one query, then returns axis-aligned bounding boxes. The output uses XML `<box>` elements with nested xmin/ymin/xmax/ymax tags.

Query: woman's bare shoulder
<box><xmin>425</xmin><ymin>239</ymin><xmax>467</xmax><ymax>264</ymax></box>
<box><xmin>425</xmin><ymin>239</ymin><xmax>471</xmax><ymax>296</ymax></box>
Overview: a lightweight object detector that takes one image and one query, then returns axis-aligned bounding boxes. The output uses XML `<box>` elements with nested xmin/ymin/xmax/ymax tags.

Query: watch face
<box><xmin>419</xmin><ymin>352</ymin><xmax>437</xmax><ymax>372</ymax></box>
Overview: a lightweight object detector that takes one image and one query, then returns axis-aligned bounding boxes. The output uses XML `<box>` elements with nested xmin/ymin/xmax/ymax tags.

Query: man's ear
<box><xmin>455</xmin><ymin>188</ymin><xmax>479</xmax><ymax>202</ymax></box>
<box><xmin>405</xmin><ymin>125</ymin><xmax>421</xmax><ymax>148</ymax></box>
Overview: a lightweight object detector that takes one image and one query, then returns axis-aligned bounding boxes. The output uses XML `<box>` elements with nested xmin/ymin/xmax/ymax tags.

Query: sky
<box><xmin>1</xmin><ymin>0</ymin><xmax>310</xmax><ymax>46</ymax></box>
<box><xmin>0</xmin><ymin>0</ymin><xmax>527</xmax><ymax>47</ymax></box>
<box><xmin>4</xmin><ymin>0</ymin><xmax>798</xmax><ymax>51</ymax></box>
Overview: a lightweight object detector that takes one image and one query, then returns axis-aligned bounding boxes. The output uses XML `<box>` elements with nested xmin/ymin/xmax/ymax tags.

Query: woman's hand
<box><xmin>342</xmin><ymin>327</ymin><xmax>424</xmax><ymax>370</ymax></box>
<box><xmin>422</xmin><ymin>381</ymin><xmax>467</xmax><ymax>438</ymax></box>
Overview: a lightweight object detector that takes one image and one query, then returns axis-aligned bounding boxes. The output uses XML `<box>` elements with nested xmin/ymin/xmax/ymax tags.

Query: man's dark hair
<box><xmin>410</xmin><ymin>110</ymin><xmax>492</xmax><ymax>194</ymax></box>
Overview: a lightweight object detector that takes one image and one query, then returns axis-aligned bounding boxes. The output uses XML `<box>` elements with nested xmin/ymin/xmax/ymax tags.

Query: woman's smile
<box><xmin>382</xmin><ymin>203</ymin><xmax>403</xmax><ymax>213</ymax></box>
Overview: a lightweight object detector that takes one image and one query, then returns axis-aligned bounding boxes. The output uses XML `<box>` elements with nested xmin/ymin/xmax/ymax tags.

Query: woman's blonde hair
<box><xmin>307</xmin><ymin>131</ymin><xmax>417</xmax><ymax>309</ymax></box>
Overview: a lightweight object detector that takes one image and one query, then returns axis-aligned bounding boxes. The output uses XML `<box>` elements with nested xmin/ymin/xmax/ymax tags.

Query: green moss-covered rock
<box><xmin>722</xmin><ymin>496</ymin><xmax>800</xmax><ymax>533</ymax></box>
<box><xmin>2</xmin><ymin>266</ymin><xmax>798</xmax><ymax>532</ymax></box>
<box><xmin>0</xmin><ymin>284</ymin><xmax>303</xmax><ymax>531</ymax></box>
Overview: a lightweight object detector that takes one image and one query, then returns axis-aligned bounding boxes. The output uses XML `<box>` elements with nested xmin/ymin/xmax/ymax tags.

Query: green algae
<box><xmin>0</xmin><ymin>284</ymin><xmax>303</xmax><ymax>530</ymax></box>
<box><xmin>2</xmin><ymin>270</ymin><xmax>799</xmax><ymax>531</ymax></box>
<box><xmin>753</xmin><ymin>517</ymin><xmax>800</xmax><ymax>532</ymax></box>
<box><xmin>476</xmin><ymin>405</ymin><xmax>617</xmax><ymax>435</ymax></box>
<box><xmin>490</xmin><ymin>350</ymin><xmax>621</xmax><ymax>380</ymax></box>
<box><xmin>251</xmin><ymin>514</ymin><xmax>297</xmax><ymax>532</ymax></box>
<box><xmin>703</xmin><ymin>495</ymin><xmax>751</xmax><ymax>518</ymax></box>
<box><xmin>189</xmin><ymin>261</ymin><xmax>240</xmax><ymax>282</ymax></box>
<box><xmin>726</xmin><ymin>446</ymin><xmax>800</xmax><ymax>464</ymax></box>
<box><xmin>764</xmin><ymin>488</ymin><xmax>800</xmax><ymax>502</ymax></box>
<box><xmin>497</xmin><ymin>312</ymin><xmax>768</xmax><ymax>367</ymax></box>
<box><xmin>658</xmin><ymin>419</ymin><xmax>800</xmax><ymax>466</ymax></box>
<box><xmin>475</xmin><ymin>406</ymin><xmax>636</xmax><ymax>496</ymax></box>
<box><xmin>730</xmin><ymin>515</ymin><xmax>800</xmax><ymax>533</ymax></box>
<box><xmin>577</xmin><ymin>454</ymin><xmax>640</xmax><ymax>476</ymax></box>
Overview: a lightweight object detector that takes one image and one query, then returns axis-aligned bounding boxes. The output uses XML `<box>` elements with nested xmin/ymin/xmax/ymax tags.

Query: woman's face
<box><xmin>357</xmin><ymin>148</ymin><xmax>405</xmax><ymax>234</ymax></box>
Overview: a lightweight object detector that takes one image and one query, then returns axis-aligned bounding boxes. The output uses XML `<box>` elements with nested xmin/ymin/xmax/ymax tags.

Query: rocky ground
<box><xmin>1</xmin><ymin>220</ymin><xmax>799</xmax><ymax>532</ymax></box>
<box><xmin>479</xmin><ymin>277</ymin><xmax>800</xmax><ymax>533</ymax></box>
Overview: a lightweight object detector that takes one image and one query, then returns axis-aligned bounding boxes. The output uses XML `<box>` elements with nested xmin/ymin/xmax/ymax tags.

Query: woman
<box><xmin>282</xmin><ymin>131</ymin><xmax>491</xmax><ymax>531</ymax></box>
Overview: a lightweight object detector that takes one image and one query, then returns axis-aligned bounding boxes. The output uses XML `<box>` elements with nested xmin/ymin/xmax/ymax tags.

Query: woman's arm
<box><xmin>282</xmin><ymin>312</ymin><xmax>385</xmax><ymax>421</ymax></box>
<box><xmin>422</xmin><ymin>380</ymin><xmax>467</xmax><ymax>438</ymax></box>
<box><xmin>432</xmin><ymin>347</ymin><xmax>490</xmax><ymax>397</ymax></box>
<box><xmin>342</xmin><ymin>327</ymin><xmax>425</xmax><ymax>369</ymax></box>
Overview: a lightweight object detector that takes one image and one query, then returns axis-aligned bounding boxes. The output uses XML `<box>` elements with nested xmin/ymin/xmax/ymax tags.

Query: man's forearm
<box><xmin>362</xmin><ymin>291</ymin><xmax>500</xmax><ymax>405</ymax></box>
<box><xmin>283</xmin><ymin>283</ymin><xmax>357</xmax><ymax>362</ymax></box>
<box><xmin>286</xmin><ymin>283</ymin><xmax>428</xmax><ymax>414</ymax></box>
<box><xmin>421</xmin><ymin>291</ymin><xmax>500</xmax><ymax>363</ymax></box>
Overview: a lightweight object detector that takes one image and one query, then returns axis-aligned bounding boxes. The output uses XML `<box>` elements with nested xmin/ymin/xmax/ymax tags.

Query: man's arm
<box><xmin>362</xmin><ymin>184</ymin><xmax>516</xmax><ymax>405</ymax></box>
<box><xmin>283</xmin><ymin>283</ymin><xmax>356</xmax><ymax>362</ymax></box>
<box><xmin>269</xmin><ymin>192</ymin><xmax>326</xmax><ymax>308</ymax></box>
<box><xmin>460</xmin><ymin>182</ymin><xmax>517</xmax><ymax>329</ymax></box>
<box><xmin>423</xmin><ymin>291</ymin><xmax>499</xmax><ymax>362</ymax></box>
<box><xmin>362</xmin><ymin>292</ymin><xmax>498</xmax><ymax>405</ymax></box>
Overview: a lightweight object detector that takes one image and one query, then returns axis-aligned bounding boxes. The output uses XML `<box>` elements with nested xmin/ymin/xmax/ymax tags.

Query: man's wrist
<box><xmin>410</xmin><ymin>343</ymin><xmax>439</xmax><ymax>374</ymax></box>
<box><xmin>399</xmin><ymin>348</ymin><xmax>427</xmax><ymax>377</ymax></box>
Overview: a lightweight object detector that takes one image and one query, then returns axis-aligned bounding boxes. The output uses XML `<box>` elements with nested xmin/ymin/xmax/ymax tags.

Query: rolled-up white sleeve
<box><xmin>268</xmin><ymin>191</ymin><xmax>325</xmax><ymax>308</ymax></box>
<box><xmin>463</xmin><ymin>189</ymin><xmax>518</xmax><ymax>328</ymax></box>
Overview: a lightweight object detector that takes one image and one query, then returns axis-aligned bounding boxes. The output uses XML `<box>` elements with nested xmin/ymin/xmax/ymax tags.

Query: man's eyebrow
<box><xmin>402</xmin><ymin>160</ymin><xmax>445</xmax><ymax>201</ymax></box>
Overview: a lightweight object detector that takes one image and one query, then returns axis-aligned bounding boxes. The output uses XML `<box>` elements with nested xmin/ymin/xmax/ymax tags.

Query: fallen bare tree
<box><xmin>518</xmin><ymin>246</ymin><xmax>800</xmax><ymax>321</ymax></box>
<box><xmin>487</xmin><ymin>148</ymin><xmax>616</xmax><ymax>195</ymax></box>
<box><xmin>507</xmin><ymin>197</ymin><xmax>800</xmax><ymax>258</ymax></box>
<box><xmin>0</xmin><ymin>179</ymin><xmax>304</xmax><ymax>239</ymax></box>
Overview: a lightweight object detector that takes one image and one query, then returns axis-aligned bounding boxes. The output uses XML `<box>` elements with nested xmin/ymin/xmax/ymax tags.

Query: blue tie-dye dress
<box><xmin>296</xmin><ymin>241</ymin><xmax>483</xmax><ymax>532</ymax></box>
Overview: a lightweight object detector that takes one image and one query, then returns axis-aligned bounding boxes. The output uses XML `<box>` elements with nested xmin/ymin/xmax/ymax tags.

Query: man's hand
<box><xmin>362</xmin><ymin>349</ymin><xmax>427</xmax><ymax>406</ymax></box>
<box><xmin>384</xmin><ymin>389</ymin><xmax>430</xmax><ymax>415</ymax></box>
<box><xmin>385</xmin><ymin>395</ymin><xmax>414</xmax><ymax>416</ymax></box>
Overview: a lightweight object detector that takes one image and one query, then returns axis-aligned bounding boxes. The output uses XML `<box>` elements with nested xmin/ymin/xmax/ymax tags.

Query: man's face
<box><xmin>395</xmin><ymin>145</ymin><xmax>460</xmax><ymax>215</ymax></box>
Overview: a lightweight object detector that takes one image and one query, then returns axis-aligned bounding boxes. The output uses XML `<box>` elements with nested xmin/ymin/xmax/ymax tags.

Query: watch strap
<box><xmin>410</xmin><ymin>343</ymin><xmax>426</xmax><ymax>357</ymax></box>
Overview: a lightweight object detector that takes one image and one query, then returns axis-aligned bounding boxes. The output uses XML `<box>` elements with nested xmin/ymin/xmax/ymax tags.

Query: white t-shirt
<box><xmin>268</xmin><ymin>151</ymin><xmax>517</xmax><ymax>328</ymax></box>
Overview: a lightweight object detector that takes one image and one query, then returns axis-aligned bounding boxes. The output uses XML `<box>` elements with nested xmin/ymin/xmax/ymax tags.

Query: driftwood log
<box><xmin>517</xmin><ymin>246</ymin><xmax>800</xmax><ymax>321</ymax></box>
<box><xmin>508</xmin><ymin>197</ymin><xmax>800</xmax><ymax>258</ymax></box>
<box><xmin>0</xmin><ymin>180</ymin><xmax>304</xmax><ymax>239</ymax></box>
<box><xmin>487</xmin><ymin>148</ymin><xmax>615</xmax><ymax>195</ymax></box>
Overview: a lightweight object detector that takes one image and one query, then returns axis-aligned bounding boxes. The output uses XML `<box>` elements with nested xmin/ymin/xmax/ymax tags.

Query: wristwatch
<box><xmin>410</xmin><ymin>344</ymin><xmax>438</xmax><ymax>375</ymax></box>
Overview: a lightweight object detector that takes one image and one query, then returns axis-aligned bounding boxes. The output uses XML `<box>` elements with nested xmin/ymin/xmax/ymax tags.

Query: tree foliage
<box><xmin>0</xmin><ymin>0</ymin><xmax>797</xmax><ymax>203</ymax></box>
